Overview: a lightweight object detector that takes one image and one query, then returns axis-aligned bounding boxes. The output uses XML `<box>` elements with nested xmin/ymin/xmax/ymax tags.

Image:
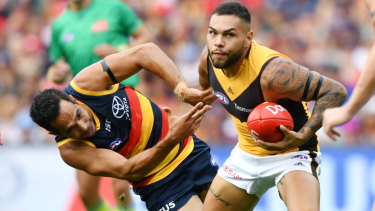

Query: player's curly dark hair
<box><xmin>212</xmin><ymin>2</ymin><xmax>251</xmax><ymax>24</ymax></box>
<box><xmin>29</xmin><ymin>88</ymin><xmax>74</xmax><ymax>134</ymax></box>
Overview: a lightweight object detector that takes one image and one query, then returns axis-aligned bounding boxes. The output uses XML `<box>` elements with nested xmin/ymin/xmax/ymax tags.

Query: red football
<box><xmin>247</xmin><ymin>102</ymin><xmax>294</xmax><ymax>143</ymax></box>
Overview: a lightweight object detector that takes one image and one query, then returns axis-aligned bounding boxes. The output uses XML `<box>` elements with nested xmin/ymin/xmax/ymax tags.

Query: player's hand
<box><xmin>94</xmin><ymin>44</ymin><xmax>118</xmax><ymax>58</ymax></box>
<box><xmin>0</xmin><ymin>132</ymin><xmax>3</xmax><ymax>146</ymax></box>
<box><xmin>184</xmin><ymin>87</ymin><xmax>217</xmax><ymax>106</ymax></box>
<box><xmin>323</xmin><ymin>107</ymin><xmax>352</xmax><ymax>141</ymax></box>
<box><xmin>48</xmin><ymin>59</ymin><xmax>71</xmax><ymax>84</ymax></box>
<box><xmin>163</xmin><ymin>102</ymin><xmax>211</xmax><ymax>143</ymax></box>
<box><xmin>254</xmin><ymin>125</ymin><xmax>304</xmax><ymax>151</ymax></box>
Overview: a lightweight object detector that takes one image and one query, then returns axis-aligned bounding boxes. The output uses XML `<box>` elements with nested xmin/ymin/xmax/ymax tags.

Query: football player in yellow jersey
<box><xmin>191</xmin><ymin>2</ymin><xmax>347</xmax><ymax>211</ymax></box>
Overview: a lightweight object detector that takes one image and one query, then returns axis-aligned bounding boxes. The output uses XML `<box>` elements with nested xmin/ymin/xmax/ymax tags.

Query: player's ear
<box><xmin>245</xmin><ymin>31</ymin><xmax>253</xmax><ymax>48</ymax></box>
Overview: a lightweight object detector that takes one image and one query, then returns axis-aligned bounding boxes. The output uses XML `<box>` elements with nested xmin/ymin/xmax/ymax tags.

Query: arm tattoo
<box><xmin>266</xmin><ymin>59</ymin><xmax>306</xmax><ymax>96</ymax></box>
<box><xmin>301</xmin><ymin>77</ymin><xmax>347</xmax><ymax>136</ymax></box>
<box><xmin>209</xmin><ymin>187</ymin><xmax>232</xmax><ymax>207</ymax></box>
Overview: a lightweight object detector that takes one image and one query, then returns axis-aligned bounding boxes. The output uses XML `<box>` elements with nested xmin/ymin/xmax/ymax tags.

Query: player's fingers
<box><xmin>191</xmin><ymin>105</ymin><xmax>211</xmax><ymax>119</ymax></box>
<box><xmin>254</xmin><ymin>139</ymin><xmax>274</xmax><ymax>150</ymax></box>
<box><xmin>332</xmin><ymin>129</ymin><xmax>341</xmax><ymax>137</ymax></box>
<box><xmin>326</xmin><ymin>132</ymin><xmax>337</xmax><ymax>141</ymax></box>
<box><xmin>184</xmin><ymin>102</ymin><xmax>204</xmax><ymax>120</ymax></box>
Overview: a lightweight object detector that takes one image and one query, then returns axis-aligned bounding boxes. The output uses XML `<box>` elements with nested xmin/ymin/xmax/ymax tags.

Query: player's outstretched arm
<box><xmin>323</xmin><ymin>41</ymin><xmax>375</xmax><ymax>140</ymax></box>
<box><xmin>58</xmin><ymin>102</ymin><xmax>211</xmax><ymax>181</ymax></box>
<box><xmin>75</xmin><ymin>43</ymin><xmax>184</xmax><ymax>91</ymax></box>
<box><xmin>75</xmin><ymin>43</ymin><xmax>215</xmax><ymax>104</ymax></box>
<box><xmin>256</xmin><ymin>57</ymin><xmax>347</xmax><ymax>150</ymax></box>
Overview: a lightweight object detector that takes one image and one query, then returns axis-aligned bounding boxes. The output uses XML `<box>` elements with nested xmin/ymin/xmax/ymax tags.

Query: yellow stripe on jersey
<box><xmin>147</xmin><ymin>136</ymin><xmax>194</xmax><ymax>184</ymax></box>
<box><xmin>128</xmin><ymin>91</ymin><xmax>155</xmax><ymax>157</ymax></box>
<box><xmin>145</xmin><ymin>143</ymin><xmax>180</xmax><ymax>176</ymax></box>
<box><xmin>128</xmin><ymin>91</ymin><xmax>180</xmax><ymax>175</ymax></box>
<box><xmin>70</xmin><ymin>80</ymin><xmax>119</xmax><ymax>96</ymax></box>
<box><xmin>57</xmin><ymin>138</ymin><xmax>96</xmax><ymax>148</ymax></box>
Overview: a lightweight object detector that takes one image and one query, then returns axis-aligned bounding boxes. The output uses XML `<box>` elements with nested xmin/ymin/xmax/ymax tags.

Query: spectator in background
<box><xmin>46</xmin><ymin>0</ymin><xmax>154</xmax><ymax>210</ymax></box>
<box><xmin>323</xmin><ymin>0</ymin><xmax>375</xmax><ymax>139</ymax></box>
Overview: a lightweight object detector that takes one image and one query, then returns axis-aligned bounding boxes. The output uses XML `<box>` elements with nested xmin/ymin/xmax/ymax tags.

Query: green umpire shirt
<box><xmin>50</xmin><ymin>0</ymin><xmax>142</xmax><ymax>86</ymax></box>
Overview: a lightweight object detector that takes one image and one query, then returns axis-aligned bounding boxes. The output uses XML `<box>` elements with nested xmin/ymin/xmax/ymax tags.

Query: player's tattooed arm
<box><xmin>260</xmin><ymin>57</ymin><xmax>347</xmax><ymax>147</ymax></box>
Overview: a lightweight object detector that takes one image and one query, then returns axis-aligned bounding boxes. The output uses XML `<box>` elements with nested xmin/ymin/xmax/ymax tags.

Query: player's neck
<box><xmin>68</xmin><ymin>0</ymin><xmax>92</xmax><ymax>12</ymax></box>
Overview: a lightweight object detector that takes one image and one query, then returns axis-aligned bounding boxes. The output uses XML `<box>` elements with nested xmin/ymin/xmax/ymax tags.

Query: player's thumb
<box><xmin>279</xmin><ymin>125</ymin><xmax>290</xmax><ymax>134</ymax></box>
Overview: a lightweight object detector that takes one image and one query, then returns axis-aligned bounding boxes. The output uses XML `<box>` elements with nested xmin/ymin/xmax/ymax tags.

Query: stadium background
<box><xmin>0</xmin><ymin>0</ymin><xmax>374</xmax><ymax>210</ymax></box>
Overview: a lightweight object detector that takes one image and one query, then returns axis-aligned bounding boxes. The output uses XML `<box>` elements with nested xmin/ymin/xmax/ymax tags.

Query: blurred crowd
<box><xmin>1</xmin><ymin>0</ymin><xmax>375</xmax><ymax>147</ymax></box>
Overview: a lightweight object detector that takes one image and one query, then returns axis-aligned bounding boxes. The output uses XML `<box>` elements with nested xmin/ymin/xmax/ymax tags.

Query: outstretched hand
<box><xmin>184</xmin><ymin>87</ymin><xmax>217</xmax><ymax>106</ymax></box>
<box><xmin>163</xmin><ymin>102</ymin><xmax>212</xmax><ymax>143</ymax></box>
<box><xmin>254</xmin><ymin>125</ymin><xmax>305</xmax><ymax>151</ymax></box>
<box><xmin>322</xmin><ymin>107</ymin><xmax>351</xmax><ymax>141</ymax></box>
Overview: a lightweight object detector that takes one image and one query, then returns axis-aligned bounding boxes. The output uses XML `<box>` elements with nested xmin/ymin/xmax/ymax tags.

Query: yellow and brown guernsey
<box><xmin>207</xmin><ymin>41</ymin><xmax>319</xmax><ymax>156</ymax></box>
<box><xmin>56</xmin><ymin>81</ymin><xmax>194</xmax><ymax>187</ymax></box>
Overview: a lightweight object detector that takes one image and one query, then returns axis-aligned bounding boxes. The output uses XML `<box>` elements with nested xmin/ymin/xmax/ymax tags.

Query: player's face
<box><xmin>207</xmin><ymin>14</ymin><xmax>251</xmax><ymax>69</ymax></box>
<box><xmin>50</xmin><ymin>100</ymin><xmax>96</xmax><ymax>139</ymax></box>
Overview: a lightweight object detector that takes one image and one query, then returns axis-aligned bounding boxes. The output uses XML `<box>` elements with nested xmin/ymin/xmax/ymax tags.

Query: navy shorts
<box><xmin>133</xmin><ymin>135</ymin><xmax>218</xmax><ymax>211</ymax></box>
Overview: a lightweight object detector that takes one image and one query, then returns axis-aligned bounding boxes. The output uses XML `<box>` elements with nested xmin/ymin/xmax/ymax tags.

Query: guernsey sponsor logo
<box><xmin>112</xmin><ymin>96</ymin><xmax>130</xmax><ymax>120</ymax></box>
<box><xmin>223</xmin><ymin>164</ymin><xmax>241</xmax><ymax>179</ymax></box>
<box><xmin>292</xmin><ymin>154</ymin><xmax>309</xmax><ymax>160</ymax></box>
<box><xmin>234</xmin><ymin>103</ymin><xmax>252</xmax><ymax>113</ymax></box>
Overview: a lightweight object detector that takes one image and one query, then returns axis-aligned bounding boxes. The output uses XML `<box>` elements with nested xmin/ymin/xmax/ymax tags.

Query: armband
<box><xmin>101</xmin><ymin>60</ymin><xmax>119</xmax><ymax>84</ymax></box>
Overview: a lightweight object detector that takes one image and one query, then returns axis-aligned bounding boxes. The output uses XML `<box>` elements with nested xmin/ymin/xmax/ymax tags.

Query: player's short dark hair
<box><xmin>30</xmin><ymin>88</ymin><xmax>74</xmax><ymax>134</ymax></box>
<box><xmin>212</xmin><ymin>2</ymin><xmax>251</xmax><ymax>24</ymax></box>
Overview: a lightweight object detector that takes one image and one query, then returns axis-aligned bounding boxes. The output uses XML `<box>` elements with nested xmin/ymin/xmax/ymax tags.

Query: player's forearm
<box><xmin>109</xmin><ymin>43</ymin><xmax>185</xmax><ymax>90</ymax></box>
<box><xmin>138</xmin><ymin>43</ymin><xmax>185</xmax><ymax>89</ymax></box>
<box><xmin>116</xmin><ymin>136</ymin><xmax>177</xmax><ymax>181</ymax></box>
<box><xmin>299</xmin><ymin>78</ymin><xmax>347</xmax><ymax>140</ymax></box>
<box><xmin>84</xmin><ymin>137</ymin><xmax>177</xmax><ymax>181</ymax></box>
<box><xmin>344</xmin><ymin>43</ymin><xmax>375</xmax><ymax>116</ymax></box>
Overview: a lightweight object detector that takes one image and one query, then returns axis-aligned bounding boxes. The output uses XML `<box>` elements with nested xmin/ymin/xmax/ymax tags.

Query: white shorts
<box><xmin>218</xmin><ymin>144</ymin><xmax>321</xmax><ymax>198</ymax></box>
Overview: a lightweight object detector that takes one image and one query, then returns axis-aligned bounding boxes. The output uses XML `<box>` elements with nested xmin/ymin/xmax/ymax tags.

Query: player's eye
<box><xmin>209</xmin><ymin>31</ymin><xmax>217</xmax><ymax>35</ymax></box>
